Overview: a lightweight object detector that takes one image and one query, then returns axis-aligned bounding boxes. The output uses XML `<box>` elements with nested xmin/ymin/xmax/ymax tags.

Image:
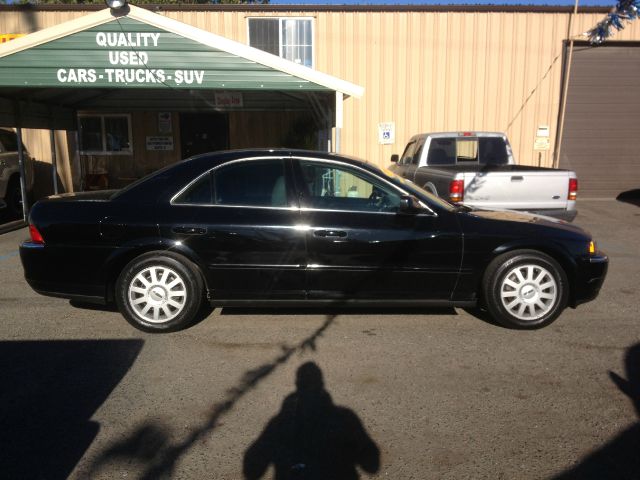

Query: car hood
<box><xmin>465</xmin><ymin>208</ymin><xmax>588</xmax><ymax>236</ymax></box>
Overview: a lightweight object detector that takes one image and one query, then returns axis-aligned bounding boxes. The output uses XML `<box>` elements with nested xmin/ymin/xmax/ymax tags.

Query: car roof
<box><xmin>114</xmin><ymin>149</ymin><xmax>381</xmax><ymax>202</ymax></box>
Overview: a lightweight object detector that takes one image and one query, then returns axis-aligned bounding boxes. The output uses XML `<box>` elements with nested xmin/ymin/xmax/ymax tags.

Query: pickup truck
<box><xmin>390</xmin><ymin>132</ymin><xmax>578</xmax><ymax>221</ymax></box>
<box><xmin>0</xmin><ymin>128</ymin><xmax>34</xmax><ymax>219</ymax></box>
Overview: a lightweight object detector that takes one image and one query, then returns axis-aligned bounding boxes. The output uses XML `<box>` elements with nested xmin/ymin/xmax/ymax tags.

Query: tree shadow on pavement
<box><xmin>243</xmin><ymin>361</ymin><xmax>380</xmax><ymax>480</ymax></box>
<box><xmin>88</xmin><ymin>315</ymin><xmax>337</xmax><ymax>479</ymax></box>
<box><xmin>551</xmin><ymin>343</ymin><xmax>640</xmax><ymax>479</ymax></box>
<box><xmin>0</xmin><ymin>339</ymin><xmax>144</xmax><ymax>480</ymax></box>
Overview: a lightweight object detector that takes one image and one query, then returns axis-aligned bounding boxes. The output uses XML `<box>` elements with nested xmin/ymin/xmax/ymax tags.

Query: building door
<box><xmin>179</xmin><ymin>112</ymin><xmax>229</xmax><ymax>158</ymax></box>
<box><xmin>559</xmin><ymin>44</ymin><xmax>640</xmax><ymax>198</ymax></box>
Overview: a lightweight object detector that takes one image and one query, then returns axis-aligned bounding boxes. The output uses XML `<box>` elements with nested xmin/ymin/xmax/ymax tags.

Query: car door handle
<box><xmin>313</xmin><ymin>229</ymin><xmax>347</xmax><ymax>239</ymax></box>
<box><xmin>172</xmin><ymin>226</ymin><xmax>206</xmax><ymax>235</ymax></box>
<box><xmin>511</xmin><ymin>176</ymin><xmax>524</xmax><ymax>182</ymax></box>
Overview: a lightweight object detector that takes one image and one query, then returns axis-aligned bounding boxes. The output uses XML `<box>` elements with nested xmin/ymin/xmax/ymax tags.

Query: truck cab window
<box><xmin>411</xmin><ymin>140</ymin><xmax>425</xmax><ymax>165</ymax></box>
<box><xmin>479</xmin><ymin>137</ymin><xmax>508</xmax><ymax>165</ymax></box>
<box><xmin>426</xmin><ymin>139</ymin><xmax>456</xmax><ymax>165</ymax></box>
<box><xmin>399</xmin><ymin>141</ymin><xmax>417</xmax><ymax>165</ymax></box>
<box><xmin>456</xmin><ymin>138</ymin><xmax>479</xmax><ymax>163</ymax></box>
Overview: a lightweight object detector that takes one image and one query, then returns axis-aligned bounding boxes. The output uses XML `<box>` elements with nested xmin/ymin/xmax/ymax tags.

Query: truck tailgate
<box><xmin>462</xmin><ymin>169</ymin><xmax>571</xmax><ymax>210</ymax></box>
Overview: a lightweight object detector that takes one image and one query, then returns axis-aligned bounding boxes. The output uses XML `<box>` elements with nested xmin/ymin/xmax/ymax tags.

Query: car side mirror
<box><xmin>390</xmin><ymin>154</ymin><xmax>399</xmax><ymax>163</ymax></box>
<box><xmin>398</xmin><ymin>195</ymin><xmax>423</xmax><ymax>214</ymax></box>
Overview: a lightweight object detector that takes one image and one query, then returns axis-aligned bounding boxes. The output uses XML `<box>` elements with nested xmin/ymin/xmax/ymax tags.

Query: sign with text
<box><xmin>0</xmin><ymin>18</ymin><xmax>323</xmax><ymax>92</ymax></box>
<box><xmin>378</xmin><ymin>122</ymin><xmax>395</xmax><ymax>145</ymax></box>
<box><xmin>158</xmin><ymin>112</ymin><xmax>172</xmax><ymax>133</ymax></box>
<box><xmin>214</xmin><ymin>92</ymin><xmax>244</xmax><ymax>108</ymax></box>
<box><xmin>0</xmin><ymin>34</ymin><xmax>25</xmax><ymax>44</ymax></box>
<box><xmin>146</xmin><ymin>136</ymin><xmax>174</xmax><ymax>151</ymax></box>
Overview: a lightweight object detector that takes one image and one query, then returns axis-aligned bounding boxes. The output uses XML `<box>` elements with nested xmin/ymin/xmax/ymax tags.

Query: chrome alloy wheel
<box><xmin>499</xmin><ymin>264</ymin><xmax>558</xmax><ymax>321</ymax></box>
<box><xmin>128</xmin><ymin>266</ymin><xmax>187</xmax><ymax>323</ymax></box>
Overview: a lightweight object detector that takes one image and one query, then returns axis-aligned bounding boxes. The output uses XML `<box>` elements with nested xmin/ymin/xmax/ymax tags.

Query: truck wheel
<box><xmin>5</xmin><ymin>176</ymin><xmax>23</xmax><ymax>219</ymax></box>
<box><xmin>115</xmin><ymin>252</ymin><xmax>205</xmax><ymax>333</ymax></box>
<box><xmin>482</xmin><ymin>250</ymin><xmax>568</xmax><ymax>329</ymax></box>
<box><xmin>423</xmin><ymin>182</ymin><xmax>438</xmax><ymax>196</ymax></box>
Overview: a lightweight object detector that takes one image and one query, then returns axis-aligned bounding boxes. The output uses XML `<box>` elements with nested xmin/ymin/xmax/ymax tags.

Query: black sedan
<box><xmin>20</xmin><ymin>150</ymin><xmax>608</xmax><ymax>332</ymax></box>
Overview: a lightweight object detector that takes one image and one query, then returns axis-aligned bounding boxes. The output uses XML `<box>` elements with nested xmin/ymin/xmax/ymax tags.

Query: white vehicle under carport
<box><xmin>390</xmin><ymin>132</ymin><xmax>578</xmax><ymax>222</ymax></box>
<box><xmin>0</xmin><ymin>128</ymin><xmax>34</xmax><ymax>219</ymax></box>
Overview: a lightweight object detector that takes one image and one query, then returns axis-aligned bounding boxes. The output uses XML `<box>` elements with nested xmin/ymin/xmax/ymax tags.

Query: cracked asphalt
<box><xmin>0</xmin><ymin>198</ymin><xmax>638</xmax><ymax>480</ymax></box>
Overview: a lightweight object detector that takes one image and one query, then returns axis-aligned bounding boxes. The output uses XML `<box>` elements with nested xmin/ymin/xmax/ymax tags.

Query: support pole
<box><xmin>16</xmin><ymin>127</ymin><xmax>29</xmax><ymax>221</ymax></box>
<box><xmin>334</xmin><ymin>91</ymin><xmax>343</xmax><ymax>154</ymax></box>
<box><xmin>554</xmin><ymin>0</ymin><xmax>580</xmax><ymax>168</ymax></box>
<box><xmin>50</xmin><ymin>129</ymin><xmax>59</xmax><ymax>195</ymax></box>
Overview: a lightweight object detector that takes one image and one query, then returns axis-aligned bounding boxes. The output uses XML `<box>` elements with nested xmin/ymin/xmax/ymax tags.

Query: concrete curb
<box><xmin>0</xmin><ymin>219</ymin><xmax>26</xmax><ymax>235</ymax></box>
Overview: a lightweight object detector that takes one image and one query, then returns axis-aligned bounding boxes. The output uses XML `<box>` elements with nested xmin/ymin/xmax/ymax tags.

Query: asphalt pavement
<box><xmin>0</xmin><ymin>199</ymin><xmax>638</xmax><ymax>480</ymax></box>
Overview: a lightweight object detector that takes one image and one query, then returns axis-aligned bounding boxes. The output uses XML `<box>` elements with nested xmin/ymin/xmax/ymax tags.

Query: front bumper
<box><xmin>572</xmin><ymin>252</ymin><xmax>608</xmax><ymax>307</ymax></box>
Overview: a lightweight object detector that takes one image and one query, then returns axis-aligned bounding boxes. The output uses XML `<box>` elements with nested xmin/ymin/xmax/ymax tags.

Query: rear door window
<box><xmin>174</xmin><ymin>159</ymin><xmax>289</xmax><ymax>208</ymax></box>
<box><xmin>213</xmin><ymin>159</ymin><xmax>288</xmax><ymax>207</ymax></box>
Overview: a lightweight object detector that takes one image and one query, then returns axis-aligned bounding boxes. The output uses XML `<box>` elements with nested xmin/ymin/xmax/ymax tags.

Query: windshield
<box><xmin>375</xmin><ymin>165</ymin><xmax>457</xmax><ymax>211</ymax></box>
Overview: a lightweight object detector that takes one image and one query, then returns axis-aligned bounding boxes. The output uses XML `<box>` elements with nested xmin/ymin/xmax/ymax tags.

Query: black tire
<box><xmin>423</xmin><ymin>182</ymin><xmax>438</xmax><ymax>196</ymax></box>
<box><xmin>115</xmin><ymin>252</ymin><xmax>206</xmax><ymax>333</ymax></box>
<box><xmin>5</xmin><ymin>176</ymin><xmax>23</xmax><ymax>219</ymax></box>
<box><xmin>482</xmin><ymin>249</ymin><xmax>569</xmax><ymax>329</ymax></box>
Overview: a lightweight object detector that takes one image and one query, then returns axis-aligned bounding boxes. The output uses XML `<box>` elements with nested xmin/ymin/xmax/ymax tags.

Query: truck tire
<box><xmin>482</xmin><ymin>249</ymin><xmax>569</xmax><ymax>329</ymax></box>
<box><xmin>423</xmin><ymin>182</ymin><xmax>438</xmax><ymax>196</ymax></box>
<box><xmin>5</xmin><ymin>176</ymin><xmax>23</xmax><ymax>219</ymax></box>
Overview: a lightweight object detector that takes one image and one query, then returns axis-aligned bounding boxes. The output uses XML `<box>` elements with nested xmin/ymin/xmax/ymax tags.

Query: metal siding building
<box><xmin>1</xmin><ymin>4</ymin><xmax>639</xmax><ymax>197</ymax></box>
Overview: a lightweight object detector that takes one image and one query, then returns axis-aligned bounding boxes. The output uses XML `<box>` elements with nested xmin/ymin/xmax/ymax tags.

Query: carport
<box><xmin>0</xmin><ymin>3</ymin><xmax>363</xmax><ymax>220</ymax></box>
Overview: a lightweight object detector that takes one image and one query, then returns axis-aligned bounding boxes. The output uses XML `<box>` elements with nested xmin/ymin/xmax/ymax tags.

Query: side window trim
<box><xmin>170</xmin><ymin>156</ymin><xmax>298</xmax><ymax>209</ymax></box>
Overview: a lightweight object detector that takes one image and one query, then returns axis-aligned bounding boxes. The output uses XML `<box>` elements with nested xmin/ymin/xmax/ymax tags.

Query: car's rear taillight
<box><xmin>29</xmin><ymin>224</ymin><xmax>44</xmax><ymax>244</ymax></box>
<box><xmin>449</xmin><ymin>179</ymin><xmax>464</xmax><ymax>203</ymax></box>
<box><xmin>568</xmin><ymin>178</ymin><xmax>578</xmax><ymax>201</ymax></box>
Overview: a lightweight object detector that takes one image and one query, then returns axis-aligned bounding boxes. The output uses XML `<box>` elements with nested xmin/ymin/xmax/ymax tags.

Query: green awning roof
<box><xmin>0</xmin><ymin>5</ymin><xmax>362</xmax><ymax>128</ymax></box>
<box><xmin>0</xmin><ymin>17</ymin><xmax>341</xmax><ymax>92</ymax></box>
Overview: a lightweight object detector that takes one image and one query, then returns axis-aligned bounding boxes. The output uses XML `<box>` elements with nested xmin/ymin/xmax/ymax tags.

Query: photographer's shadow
<box><xmin>243</xmin><ymin>362</ymin><xmax>380</xmax><ymax>480</ymax></box>
<box><xmin>553</xmin><ymin>343</ymin><xmax>640</xmax><ymax>479</ymax></box>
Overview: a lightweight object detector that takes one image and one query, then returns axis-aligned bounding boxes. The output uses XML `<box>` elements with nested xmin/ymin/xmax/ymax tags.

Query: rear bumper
<box><xmin>20</xmin><ymin>242</ymin><xmax>106</xmax><ymax>302</ymax></box>
<box><xmin>572</xmin><ymin>252</ymin><xmax>608</xmax><ymax>307</ymax></box>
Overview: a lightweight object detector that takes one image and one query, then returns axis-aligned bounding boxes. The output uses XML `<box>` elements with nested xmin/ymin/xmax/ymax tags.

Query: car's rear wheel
<box><xmin>115</xmin><ymin>252</ymin><xmax>205</xmax><ymax>333</ymax></box>
<box><xmin>482</xmin><ymin>250</ymin><xmax>568</xmax><ymax>329</ymax></box>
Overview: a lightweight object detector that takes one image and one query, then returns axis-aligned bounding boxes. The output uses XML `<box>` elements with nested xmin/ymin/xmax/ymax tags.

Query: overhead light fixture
<box><xmin>105</xmin><ymin>0</ymin><xmax>127</xmax><ymax>10</ymax></box>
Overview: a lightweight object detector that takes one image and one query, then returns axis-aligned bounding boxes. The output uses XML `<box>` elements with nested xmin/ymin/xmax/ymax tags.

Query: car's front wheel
<box><xmin>115</xmin><ymin>252</ymin><xmax>205</xmax><ymax>333</ymax></box>
<box><xmin>482</xmin><ymin>250</ymin><xmax>569</xmax><ymax>329</ymax></box>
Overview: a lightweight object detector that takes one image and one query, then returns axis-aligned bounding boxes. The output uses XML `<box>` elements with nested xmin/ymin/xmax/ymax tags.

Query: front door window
<box><xmin>298</xmin><ymin>161</ymin><xmax>401</xmax><ymax>213</ymax></box>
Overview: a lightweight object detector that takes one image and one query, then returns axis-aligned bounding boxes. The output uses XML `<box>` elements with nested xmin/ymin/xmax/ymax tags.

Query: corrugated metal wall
<box><xmin>559</xmin><ymin>44</ymin><xmax>640</xmax><ymax>197</ymax></box>
<box><xmin>2</xmin><ymin>8</ymin><xmax>640</xmax><ymax>170</ymax></box>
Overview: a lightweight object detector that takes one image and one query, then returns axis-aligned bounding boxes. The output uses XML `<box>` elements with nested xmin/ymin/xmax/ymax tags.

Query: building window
<box><xmin>79</xmin><ymin>114</ymin><xmax>132</xmax><ymax>155</ymax></box>
<box><xmin>248</xmin><ymin>18</ymin><xmax>314</xmax><ymax>68</ymax></box>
